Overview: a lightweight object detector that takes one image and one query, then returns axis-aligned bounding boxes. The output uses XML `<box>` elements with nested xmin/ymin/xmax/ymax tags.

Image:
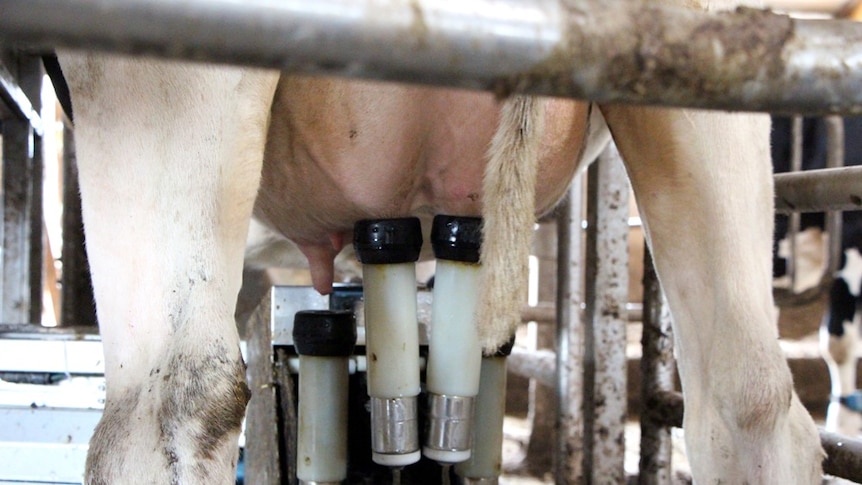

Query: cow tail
<box><xmin>478</xmin><ymin>95</ymin><xmax>544</xmax><ymax>353</ymax></box>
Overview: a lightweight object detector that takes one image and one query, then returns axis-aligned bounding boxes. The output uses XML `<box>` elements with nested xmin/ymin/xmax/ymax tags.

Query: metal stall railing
<box><xmin>553</xmin><ymin>144</ymin><xmax>631</xmax><ymax>484</ymax></box>
<box><xmin>4</xmin><ymin>0</ymin><xmax>862</xmax><ymax>113</ymax></box>
<box><xmin>638</xmin><ymin>248</ymin><xmax>678</xmax><ymax>485</ymax></box>
<box><xmin>6</xmin><ymin>0</ymin><xmax>862</xmax><ymax>483</ymax></box>
<box><xmin>582</xmin><ymin>144</ymin><xmax>630</xmax><ymax>483</ymax></box>
<box><xmin>0</xmin><ymin>54</ymin><xmax>44</xmax><ymax>325</ymax></box>
<box><xmin>773</xmin><ymin>116</ymin><xmax>846</xmax><ymax>308</ymax></box>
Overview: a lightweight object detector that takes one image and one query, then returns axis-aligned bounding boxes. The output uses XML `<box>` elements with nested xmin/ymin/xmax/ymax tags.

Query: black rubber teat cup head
<box><xmin>353</xmin><ymin>217</ymin><xmax>423</xmax><ymax>264</ymax></box>
<box><xmin>293</xmin><ymin>310</ymin><xmax>357</xmax><ymax>357</ymax></box>
<box><xmin>431</xmin><ymin>215</ymin><xmax>482</xmax><ymax>263</ymax></box>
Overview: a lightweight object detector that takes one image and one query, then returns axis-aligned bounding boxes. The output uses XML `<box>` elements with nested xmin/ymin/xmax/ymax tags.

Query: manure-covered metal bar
<box><xmin>555</xmin><ymin>174</ymin><xmax>586</xmax><ymax>483</ymax></box>
<box><xmin>583</xmin><ymin>143</ymin><xmax>630</xmax><ymax>483</ymax></box>
<box><xmin>4</xmin><ymin>0</ymin><xmax>862</xmax><ymax>113</ymax></box>
<box><xmin>638</xmin><ymin>249</ymin><xmax>676</xmax><ymax>485</ymax></box>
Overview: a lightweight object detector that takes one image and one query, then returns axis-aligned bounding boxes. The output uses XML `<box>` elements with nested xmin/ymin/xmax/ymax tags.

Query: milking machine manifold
<box><xmin>292</xmin><ymin>215</ymin><xmax>513</xmax><ymax>484</ymax></box>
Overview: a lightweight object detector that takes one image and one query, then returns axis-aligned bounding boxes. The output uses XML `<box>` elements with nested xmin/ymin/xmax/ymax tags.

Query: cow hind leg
<box><xmin>600</xmin><ymin>105</ymin><xmax>823</xmax><ymax>483</ymax></box>
<box><xmin>58</xmin><ymin>53</ymin><xmax>277</xmax><ymax>484</ymax></box>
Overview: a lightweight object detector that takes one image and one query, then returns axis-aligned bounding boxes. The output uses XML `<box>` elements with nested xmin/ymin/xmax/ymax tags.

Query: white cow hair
<box><xmin>840</xmin><ymin>247</ymin><xmax>862</xmax><ymax>297</ymax></box>
<box><xmin>477</xmin><ymin>96</ymin><xmax>544</xmax><ymax>352</ymax></box>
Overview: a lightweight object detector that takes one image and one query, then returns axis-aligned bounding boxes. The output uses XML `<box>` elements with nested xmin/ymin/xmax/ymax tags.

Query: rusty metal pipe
<box><xmin>4</xmin><ymin>0</ymin><xmax>862</xmax><ymax>113</ymax></box>
<box><xmin>583</xmin><ymin>143</ymin><xmax>630</xmax><ymax>483</ymax></box>
<box><xmin>638</xmin><ymin>249</ymin><xmax>676</xmax><ymax>485</ymax></box>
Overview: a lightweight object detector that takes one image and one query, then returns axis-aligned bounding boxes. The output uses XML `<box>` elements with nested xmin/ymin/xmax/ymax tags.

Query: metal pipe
<box><xmin>763</xmin><ymin>0</ymin><xmax>859</xmax><ymax>15</ymax></box>
<box><xmin>1</xmin><ymin>54</ymin><xmax>44</xmax><ymax>325</ymax></box>
<box><xmin>647</xmin><ymin>389</ymin><xmax>862</xmax><ymax>482</ymax></box>
<box><xmin>774</xmin><ymin>116</ymin><xmax>847</xmax><ymax>307</ymax></box>
<box><xmin>522</xmin><ymin>302</ymin><xmax>642</xmax><ymax>324</ymax></box>
<box><xmin>583</xmin><ymin>143</ymin><xmax>630</xmax><ymax>484</ymax></box>
<box><xmin>555</xmin><ymin>174</ymin><xmax>586</xmax><ymax>484</ymax></box>
<box><xmin>509</xmin><ymin>348</ymin><xmax>556</xmax><ymax>388</ymax></box>
<box><xmin>638</xmin><ymin>249</ymin><xmax>676</xmax><ymax>485</ymax></box>
<box><xmin>787</xmin><ymin>116</ymin><xmax>803</xmax><ymax>289</ymax></box>
<box><xmin>774</xmin><ymin>166</ymin><xmax>862</xmax><ymax>213</ymax></box>
<box><xmin>822</xmin><ymin>429</ymin><xmax>862</xmax><ymax>483</ymax></box>
<box><xmin>5</xmin><ymin>0</ymin><xmax>862</xmax><ymax>113</ymax></box>
<box><xmin>824</xmin><ymin>116</ymin><xmax>845</xmax><ymax>279</ymax></box>
<box><xmin>0</xmin><ymin>62</ymin><xmax>43</xmax><ymax>135</ymax></box>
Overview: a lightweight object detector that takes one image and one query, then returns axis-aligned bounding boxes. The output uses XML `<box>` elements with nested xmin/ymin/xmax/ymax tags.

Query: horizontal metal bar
<box><xmin>774</xmin><ymin>166</ymin><xmax>862</xmax><ymax>213</ymax></box>
<box><xmin>764</xmin><ymin>0</ymin><xmax>856</xmax><ymax>16</ymax></box>
<box><xmin>0</xmin><ymin>63</ymin><xmax>43</xmax><ymax>135</ymax></box>
<box><xmin>822</xmin><ymin>429</ymin><xmax>862</xmax><ymax>482</ymax></box>
<box><xmin>0</xmin><ymin>338</ymin><xmax>105</xmax><ymax>374</ymax></box>
<box><xmin>3</xmin><ymin>0</ymin><xmax>862</xmax><ymax>113</ymax></box>
<box><xmin>523</xmin><ymin>302</ymin><xmax>643</xmax><ymax>323</ymax></box>
<box><xmin>647</xmin><ymin>390</ymin><xmax>862</xmax><ymax>481</ymax></box>
<box><xmin>508</xmin><ymin>348</ymin><xmax>556</xmax><ymax>387</ymax></box>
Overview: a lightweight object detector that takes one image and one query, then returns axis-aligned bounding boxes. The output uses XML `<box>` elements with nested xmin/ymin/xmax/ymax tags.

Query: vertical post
<box><xmin>1</xmin><ymin>54</ymin><xmax>43</xmax><ymax>324</ymax></box>
<box><xmin>526</xmin><ymin>219</ymin><xmax>558</xmax><ymax>475</ymax></box>
<box><xmin>245</xmin><ymin>291</ymin><xmax>281</xmax><ymax>485</ymax></box>
<box><xmin>59</xmin><ymin>121</ymin><xmax>97</xmax><ymax>326</ymax></box>
<box><xmin>583</xmin><ymin>143</ymin><xmax>629</xmax><ymax>483</ymax></box>
<box><xmin>786</xmin><ymin>115</ymin><xmax>803</xmax><ymax>289</ymax></box>
<box><xmin>555</xmin><ymin>172</ymin><xmax>585</xmax><ymax>484</ymax></box>
<box><xmin>823</xmin><ymin>116</ymin><xmax>844</xmax><ymax>279</ymax></box>
<box><xmin>638</xmin><ymin>248</ymin><xmax>676</xmax><ymax>485</ymax></box>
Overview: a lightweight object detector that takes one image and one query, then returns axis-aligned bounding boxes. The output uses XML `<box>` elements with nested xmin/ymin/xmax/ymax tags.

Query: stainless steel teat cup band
<box><xmin>425</xmin><ymin>393</ymin><xmax>475</xmax><ymax>453</ymax></box>
<box><xmin>370</xmin><ymin>396</ymin><xmax>419</xmax><ymax>455</ymax></box>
